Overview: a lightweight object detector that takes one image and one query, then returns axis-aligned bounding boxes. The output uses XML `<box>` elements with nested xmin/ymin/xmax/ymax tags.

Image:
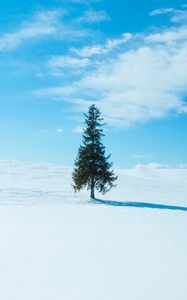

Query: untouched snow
<box><xmin>0</xmin><ymin>160</ymin><xmax>187</xmax><ymax>300</ymax></box>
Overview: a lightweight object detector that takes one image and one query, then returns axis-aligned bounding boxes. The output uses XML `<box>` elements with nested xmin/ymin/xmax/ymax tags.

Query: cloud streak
<box><xmin>62</xmin><ymin>0</ymin><xmax>101</xmax><ymax>4</ymax></box>
<box><xmin>76</xmin><ymin>9</ymin><xmax>109</xmax><ymax>23</ymax></box>
<box><xmin>0</xmin><ymin>10</ymin><xmax>62</xmax><ymax>51</ymax></box>
<box><xmin>150</xmin><ymin>6</ymin><xmax>187</xmax><ymax>23</ymax></box>
<box><xmin>71</xmin><ymin>33</ymin><xmax>133</xmax><ymax>57</ymax></box>
<box><xmin>48</xmin><ymin>55</ymin><xmax>91</xmax><ymax>76</ymax></box>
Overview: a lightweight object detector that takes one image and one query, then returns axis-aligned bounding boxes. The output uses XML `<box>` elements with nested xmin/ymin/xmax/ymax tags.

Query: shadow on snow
<box><xmin>93</xmin><ymin>199</ymin><xmax>187</xmax><ymax>212</ymax></box>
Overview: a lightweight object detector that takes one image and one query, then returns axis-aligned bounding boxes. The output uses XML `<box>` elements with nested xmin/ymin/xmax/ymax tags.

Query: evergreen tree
<box><xmin>72</xmin><ymin>104</ymin><xmax>117</xmax><ymax>199</ymax></box>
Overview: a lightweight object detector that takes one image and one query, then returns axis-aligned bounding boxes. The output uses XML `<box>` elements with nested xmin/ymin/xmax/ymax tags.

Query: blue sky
<box><xmin>0</xmin><ymin>0</ymin><xmax>187</xmax><ymax>167</ymax></box>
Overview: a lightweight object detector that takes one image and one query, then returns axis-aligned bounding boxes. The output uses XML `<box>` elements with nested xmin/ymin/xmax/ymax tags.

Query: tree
<box><xmin>72</xmin><ymin>104</ymin><xmax>117</xmax><ymax>199</ymax></box>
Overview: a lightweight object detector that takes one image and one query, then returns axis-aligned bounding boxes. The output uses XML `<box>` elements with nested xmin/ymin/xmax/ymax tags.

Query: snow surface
<box><xmin>0</xmin><ymin>160</ymin><xmax>187</xmax><ymax>300</ymax></box>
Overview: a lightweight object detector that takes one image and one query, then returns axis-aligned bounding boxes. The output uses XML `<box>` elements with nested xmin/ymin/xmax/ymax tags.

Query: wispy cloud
<box><xmin>62</xmin><ymin>0</ymin><xmax>101</xmax><ymax>4</ymax></box>
<box><xmin>133</xmin><ymin>162</ymin><xmax>187</xmax><ymax>169</ymax></box>
<box><xmin>150</xmin><ymin>6</ymin><xmax>187</xmax><ymax>23</ymax></box>
<box><xmin>133</xmin><ymin>154</ymin><xmax>146</xmax><ymax>159</ymax></box>
<box><xmin>134</xmin><ymin>162</ymin><xmax>170</xmax><ymax>170</ymax></box>
<box><xmin>0</xmin><ymin>10</ymin><xmax>62</xmax><ymax>51</ymax></box>
<box><xmin>48</xmin><ymin>55</ymin><xmax>91</xmax><ymax>76</ymax></box>
<box><xmin>146</xmin><ymin>26</ymin><xmax>187</xmax><ymax>43</ymax></box>
<box><xmin>56</xmin><ymin>128</ymin><xmax>64</xmax><ymax>133</ymax></box>
<box><xmin>76</xmin><ymin>9</ymin><xmax>109</xmax><ymax>23</ymax></box>
<box><xmin>72</xmin><ymin>126</ymin><xmax>84</xmax><ymax>133</ymax></box>
<box><xmin>71</xmin><ymin>33</ymin><xmax>133</xmax><ymax>57</ymax></box>
<box><xmin>150</xmin><ymin>8</ymin><xmax>176</xmax><ymax>16</ymax></box>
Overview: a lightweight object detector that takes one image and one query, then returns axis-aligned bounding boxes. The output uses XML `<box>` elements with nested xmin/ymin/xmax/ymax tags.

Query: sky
<box><xmin>0</xmin><ymin>0</ymin><xmax>187</xmax><ymax>168</ymax></box>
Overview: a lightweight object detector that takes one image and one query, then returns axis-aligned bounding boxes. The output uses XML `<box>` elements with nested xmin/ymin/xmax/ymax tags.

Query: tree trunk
<box><xmin>90</xmin><ymin>187</ymin><xmax>95</xmax><ymax>199</ymax></box>
<box><xmin>90</xmin><ymin>177</ymin><xmax>95</xmax><ymax>199</ymax></box>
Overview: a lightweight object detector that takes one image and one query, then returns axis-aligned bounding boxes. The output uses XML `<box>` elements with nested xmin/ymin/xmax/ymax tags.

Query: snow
<box><xmin>0</xmin><ymin>160</ymin><xmax>187</xmax><ymax>300</ymax></box>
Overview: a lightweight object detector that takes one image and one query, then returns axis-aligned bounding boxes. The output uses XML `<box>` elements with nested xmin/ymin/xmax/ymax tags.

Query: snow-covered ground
<box><xmin>0</xmin><ymin>160</ymin><xmax>187</xmax><ymax>300</ymax></box>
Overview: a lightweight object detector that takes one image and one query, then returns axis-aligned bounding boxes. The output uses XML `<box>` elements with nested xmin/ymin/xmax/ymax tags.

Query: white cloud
<box><xmin>133</xmin><ymin>162</ymin><xmax>187</xmax><ymax>170</ymax></box>
<box><xmin>56</xmin><ymin>128</ymin><xmax>64</xmax><ymax>133</ymax></box>
<box><xmin>133</xmin><ymin>154</ymin><xmax>146</xmax><ymax>159</ymax></box>
<box><xmin>62</xmin><ymin>0</ymin><xmax>101</xmax><ymax>4</ymax></box>
<box><xmin>150</xmin><ymin>8</ymin><xmax>176</xmax><ymax>16</ymax></box>
<box><xmin>77</xmin><ymin>10</ymin><xmax>109</xmax><ymax>23</ymax></box>
<box><xmin>72</xmin><ymin>126</ymin><xmax>84</xmax><ymax>133</ymax></box>
<box><xmin>0</xmin><ymin>10</ymin><xmax>62</xmax><ymax>51</ymax></box>
<box><xmin>150</xmin><ymin>7</ymin><xmax>187</xmax><ymax>24</ymax></box>
<box><xmin>48</xmin><ymin>56</ymin><xmax>91</xmax><ymax>75</ymax></box>
<box><xmin>71</xmin><ymin>33</ymin><xmax>133</xmax><ymax>57</ymax></box>
<box><xmin>146</xmin><ymin>26</ymin><xmax>187</xmax><ymax>43</ymax></box>
<box><xmin>178</xmin><ymin>163</ymin><xmax>187</xmax><ymax>168</ymax></box>
<box><xmin>134</xmin><ymin>163</ymin><xmax>170</xmax><ymax>170</ymax></box>
<box><xmin>171</xmin><ymin>10</ymin><xmax>187</xmax><ymax>23</ymax></box>
<box><xmin>35</xmin><ymin>86</ymin><xmax>76</xmax><ymax>98</ymax></box>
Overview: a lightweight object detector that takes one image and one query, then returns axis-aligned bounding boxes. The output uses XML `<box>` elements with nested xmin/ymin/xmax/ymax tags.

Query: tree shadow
<box><xmin>93</xmin><ymin>199</ymin><xmax>187</xmax><ymax>212</ymax></box>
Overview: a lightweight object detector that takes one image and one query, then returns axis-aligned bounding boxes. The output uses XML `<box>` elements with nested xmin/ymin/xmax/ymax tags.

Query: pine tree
<box><xmin>72</xmin><ymin>104</ymin><xmax>117</xmax><ymax>199</ymax></box>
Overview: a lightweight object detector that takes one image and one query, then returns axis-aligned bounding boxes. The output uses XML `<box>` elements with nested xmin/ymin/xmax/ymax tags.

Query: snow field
<box><xmin>0</xmin><ymin>160</ymin><xmax>187</xmax><ymax>300</ymax></box>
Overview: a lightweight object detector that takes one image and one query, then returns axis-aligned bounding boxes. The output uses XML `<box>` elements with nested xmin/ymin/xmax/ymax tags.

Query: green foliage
<box><xmin>72</xmin><ymin>104</ymin><xmax>117</xmax><ymax>198</ymax></box>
